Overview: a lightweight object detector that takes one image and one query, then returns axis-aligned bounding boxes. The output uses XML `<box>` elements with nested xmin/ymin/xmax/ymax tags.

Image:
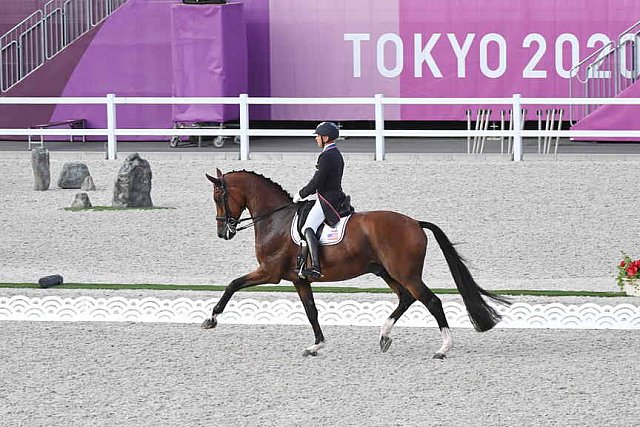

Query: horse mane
<box><xmin>227</xmin><ymin>170</ymin><xmax>293</xmax><ymax>201</ymax></box>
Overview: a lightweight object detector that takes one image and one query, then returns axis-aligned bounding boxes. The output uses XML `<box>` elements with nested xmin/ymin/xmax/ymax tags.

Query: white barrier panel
<box><xmin>0</xmin><ymin>296</ymin><xmax>639</xmax><ymax>330</ymax></box>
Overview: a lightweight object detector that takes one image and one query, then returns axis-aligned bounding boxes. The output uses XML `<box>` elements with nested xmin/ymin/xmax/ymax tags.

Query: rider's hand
<box><xmin>293</xmin><ymin>192</ymin><xmax>303</xmax><ymax>203</ymax></box>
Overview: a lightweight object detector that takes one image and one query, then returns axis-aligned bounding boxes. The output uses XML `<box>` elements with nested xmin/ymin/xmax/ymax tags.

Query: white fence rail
<box><xmin>2</xmin><ymin>94</ymin><xmax>640</xmax><ymax>161</ymax></box>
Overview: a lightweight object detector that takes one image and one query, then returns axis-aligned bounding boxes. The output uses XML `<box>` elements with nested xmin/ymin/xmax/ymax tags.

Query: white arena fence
<box><xmin>2</xmin><ymin>94</ymin><xmax>640</xmax><ymax>161</ymax></box>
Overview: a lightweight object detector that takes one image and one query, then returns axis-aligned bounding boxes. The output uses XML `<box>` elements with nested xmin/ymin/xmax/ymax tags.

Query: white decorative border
<box><xmin>0</xmin><ymin>296</ymin><xmax>639</xmax><ymax>329</ymax></box>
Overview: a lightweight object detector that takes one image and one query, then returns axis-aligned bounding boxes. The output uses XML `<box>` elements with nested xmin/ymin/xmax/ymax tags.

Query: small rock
<box><xmin>81</xmin><ymin>175</ymin><xmax>96</xmax><ymax>191</ymax></box>
<box><xmin>38</xmin><ymin>275</ymin><xmax>63</xmax><ymax>288</ymax></box>
<box><xmin>58</xmin><ymin>162</ymin><xmax>90</xmax><ymax>189</ymax></box>
<box><xmin>71</xmin><ymin>192</ymin><xmax>92</xmax><ymax>209</ymax></box>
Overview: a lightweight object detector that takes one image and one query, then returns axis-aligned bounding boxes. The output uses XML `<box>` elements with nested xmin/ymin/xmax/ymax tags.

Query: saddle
<box><xmin>295</xmin><ymin>195</ymin><xmax>354</xmax><ymax>238</ymax></box>
<box><xmin>294</xmin><ymin>196</ymin><xmax>355</xmax><ymax>275</ymax></box>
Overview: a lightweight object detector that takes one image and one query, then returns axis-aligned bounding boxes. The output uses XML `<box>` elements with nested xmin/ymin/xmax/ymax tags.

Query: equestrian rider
<box><xmin>293</xmin><ymin>121</ymin><xmax>347</xmax><ymax>279</ymax></box>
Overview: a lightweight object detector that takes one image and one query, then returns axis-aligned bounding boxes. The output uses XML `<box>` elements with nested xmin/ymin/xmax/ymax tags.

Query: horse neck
<box><xmin>241</xmin><ymin>177</ymin><xmax>290</xmax><ymax>217</ymax></box>
<box><xmin>240</xmin><ymin>177</ymin><xmax>294</xmax><ymax>241</ymax></box>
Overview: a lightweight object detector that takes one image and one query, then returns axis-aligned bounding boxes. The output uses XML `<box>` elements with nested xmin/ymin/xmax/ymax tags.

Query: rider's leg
<box><xmin>301</xmin><ymin>200</ymin><xmax>325</xmax><ymax>278</ymax></box>
<box><xmin>303</xmin><ymin>228</ymin><xmax>321</xmax><ymax>277</ymax></box>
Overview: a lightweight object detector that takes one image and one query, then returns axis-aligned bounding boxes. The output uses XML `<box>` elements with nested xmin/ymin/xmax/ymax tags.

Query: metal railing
<box><xmin>0</xmin><ymin>0</ymin><xmax>127</xmax><ymax>93</ymax></box>
<box><xmin>2</xmin><ymin>94</ymin><xmax>640</xmax><ymax>162</ymax></box>
<box><xmin>569</xmin><ymin>20</ymin><xmax>640</xmax><ymax>122</ymax></box>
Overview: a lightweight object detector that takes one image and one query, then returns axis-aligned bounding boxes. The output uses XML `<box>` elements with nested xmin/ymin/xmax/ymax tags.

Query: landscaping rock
<box><xmin>71</xmin><ymin>192</ymin><xmax>92</xmax><ymax>209</ymax></box>
<box><xmin>112</xmin><ymin>153</ymin><xmax>153</xmax><ymax>208</ymax></box>
<box><xmin>58</xmin><ymin>162</ymin><xmax>90</xmax><ymax>189</ymax></box>
<box><xmin>38</xmin><ymin>274</ymin><xmax>63</xmax><ymax>288</ymax></box>
<box><xmin>81</xmin><ymin>175</ymin><xmax>96</xmax><ymax>191</ymax></box>
<box><xmin>31</xmin><ymin>148</ymin><xmax>50</xmax><ymax>191</ymax></box>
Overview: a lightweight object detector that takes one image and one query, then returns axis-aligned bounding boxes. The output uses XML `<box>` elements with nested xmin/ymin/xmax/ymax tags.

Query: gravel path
<box><xmin>1</xmin><ymin>321</ymin><xmax>638</xmax><ymax>426</ymax></box>
<box><xmin>1</xmin><ymin>151</ymin><xmax>639</xmax><ymax>292</ymax></box>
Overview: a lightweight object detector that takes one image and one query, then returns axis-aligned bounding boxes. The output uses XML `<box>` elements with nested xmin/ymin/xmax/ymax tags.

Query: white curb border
<box><xmin>1</xmin><ymin>296</ymin><xmax>639</xmax><ymax>329</ymax></box>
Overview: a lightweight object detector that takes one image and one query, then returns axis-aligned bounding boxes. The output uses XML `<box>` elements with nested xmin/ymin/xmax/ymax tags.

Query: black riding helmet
<box><xmin>313</xmin><ymin>121</ymin><xmax>340</xmax><ymax>141</ymax></box>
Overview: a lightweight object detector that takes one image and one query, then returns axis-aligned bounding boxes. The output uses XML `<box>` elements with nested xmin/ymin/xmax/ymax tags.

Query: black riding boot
<box><xmin>301</xmin><ymin>228</ymin><xmax>322</xmax><ymax>279</ymax></box>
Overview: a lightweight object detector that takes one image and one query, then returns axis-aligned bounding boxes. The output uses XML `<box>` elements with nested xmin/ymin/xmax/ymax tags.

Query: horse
<box><xmin>202</xmin><ymin>168</ymin><xmax>510</xmax><ymax>359</ymax></box>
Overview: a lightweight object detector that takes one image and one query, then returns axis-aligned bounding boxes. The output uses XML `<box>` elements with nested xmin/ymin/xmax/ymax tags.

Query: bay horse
<box><xmin>203</xmin><ymin>169</ymin><xmax>509</xmax><ymax>359</ymax></box>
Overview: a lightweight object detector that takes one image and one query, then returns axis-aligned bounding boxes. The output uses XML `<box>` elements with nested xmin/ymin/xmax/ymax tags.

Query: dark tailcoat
<box><xmin>299</xmin><ymin>145</ymin><xmax>346</xmax><ymax>226</ymax></box>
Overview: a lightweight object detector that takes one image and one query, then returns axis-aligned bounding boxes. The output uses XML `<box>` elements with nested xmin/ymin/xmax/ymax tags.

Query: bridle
<box><xmin>215</xmin><ymin>174</ymin><xmax>294</xmax><ymax>235</ymax></box>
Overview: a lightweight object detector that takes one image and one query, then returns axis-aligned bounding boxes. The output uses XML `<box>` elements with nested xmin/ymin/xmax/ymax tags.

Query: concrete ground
<box><xmin>3</xmin><ymin>135</ymin><xmax>640</xmax><ymax>156</ymax></box>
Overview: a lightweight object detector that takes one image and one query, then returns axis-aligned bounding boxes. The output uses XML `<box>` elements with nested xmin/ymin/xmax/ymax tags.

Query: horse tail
<box><xmin>419</xmin><ymin>221</ymin><xmax>510</xmax><ymax>332</ymax></box>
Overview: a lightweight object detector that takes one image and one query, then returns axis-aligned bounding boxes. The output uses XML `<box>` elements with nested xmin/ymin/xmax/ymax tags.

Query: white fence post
<box><xmin>512</xmin><ymin>93</ymin><xmax>522</xmax><ymax>162</ymax></box>
<box><xmin>239</xmin><ymin>93</ymin><xmax>249</xmax><ymax>161</ymax></box>
<box><xmin>106</xmin><ymin>93</ymin><xmax>117</xmax><ymax>160</ymax></box>
<box><xmin>374</xmin><ymin>93</ymin><xmax>385</xmax><ymax>161</ymax></box>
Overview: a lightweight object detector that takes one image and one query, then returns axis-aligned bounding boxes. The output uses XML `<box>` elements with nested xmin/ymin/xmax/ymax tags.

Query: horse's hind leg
<box><xmin>405</xmin><ymin>281</ymin><xmax>453</xmax><ymax>359</ymax></box>
<box><xmin>293</xmin><ymin>279</ymin><xmax>325</xmax><ymax>357</ymax></box>
<box><xmin>379</xmin><ymin>273</ymin><xmax>415</xmax><ymax>353</ymax></box>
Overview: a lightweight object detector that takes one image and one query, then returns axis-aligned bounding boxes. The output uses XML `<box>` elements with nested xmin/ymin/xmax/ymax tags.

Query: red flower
<box><xmin>620</xmin><ymin>260</ymin><xmax>627</xmax><ymax>267</ymax></box>
<box><xmin>627</xmin><ymin>266</ymin><xmax>638</xmax><ymax>277</ymax></box>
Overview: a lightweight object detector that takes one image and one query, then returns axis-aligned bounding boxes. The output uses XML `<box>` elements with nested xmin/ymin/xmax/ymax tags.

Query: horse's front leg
<box><xmin>293</xmin><ymin>279</ymin><xmax>325</xmax><ymax>357</ymax></box>
<box><xmin>202</xmin><ymin>268</ymin><xmax>273</xmax><ymax>329</ymax></box>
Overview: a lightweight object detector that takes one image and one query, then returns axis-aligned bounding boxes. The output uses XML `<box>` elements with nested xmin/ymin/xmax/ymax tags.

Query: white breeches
<box><xmin>302</xmin><ymin>198</ymin><xmax>325</xmax><ymax>232</ymax></box>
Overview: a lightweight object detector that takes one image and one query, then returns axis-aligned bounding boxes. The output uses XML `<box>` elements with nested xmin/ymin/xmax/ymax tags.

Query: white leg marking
<box><xmin>380</xmin><ymin>318</ymin><xmax>395</xmax><ymax>338</ymax></box>
<box><xmin>304</xmin><ymin>341</ymin><xmax>325</xmax><ymax>354</ymax></box>
<box><xmin>436</xmin><ymin>327</ymin><xmax>453</xmax><ymax>355</ymax></box>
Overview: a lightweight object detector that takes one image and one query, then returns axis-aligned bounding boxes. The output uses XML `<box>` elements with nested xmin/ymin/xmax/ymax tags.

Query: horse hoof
<box><xmin>201</xmin><ymin>318</ymin><xmax>217</xmax><ymax>329</ymax></box>
<box><xmin>302</xmin><ymin>349</ymin><xmax>318</xmax><ymax>357</ymax></box>
<box><xmin>380</xmin><ymin>336</ymin><xmax>393</xmax><ymax>353</ymax></box>
<box><xmin>432</xmin><ymin>353</ymin><xmax>446</xmax><ymax>360</ymax></box>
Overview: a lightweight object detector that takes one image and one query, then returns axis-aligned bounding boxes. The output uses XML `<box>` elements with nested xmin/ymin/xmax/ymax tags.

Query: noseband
<box><xmin>215</xmin><ymin>175</ymin><xmax>239</xmax><ymax>235</ymax></box>
<box><xmin>215</xmin><ymin>174</ymin><xmax>294</xmax><ymax>234</ymax></box>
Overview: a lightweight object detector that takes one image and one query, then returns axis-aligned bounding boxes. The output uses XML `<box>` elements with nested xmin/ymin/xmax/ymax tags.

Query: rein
<box><xmin>233</xmin><ymin>202</ymin><xmax>295</xmax><ymax>232</ymax></box>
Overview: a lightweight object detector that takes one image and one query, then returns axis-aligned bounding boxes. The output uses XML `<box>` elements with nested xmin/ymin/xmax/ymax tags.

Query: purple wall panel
<box><xmin>0</xmin><ymin>19</ymin><xmax>100</xmax><ymax>130</ymax></box>
<box><xmin>171</xmin><ymin>2</ymin><xmax>248</xmax><ymax>123</ymax></box>
<box><xmin>4</xmin><ymin>0</ymin><xmax>640</xmax><ymax>132</ymax></box>
<box><xmin>50</xmin><ymin>0</ymin><xmax>175</xmax><ymax>130</ymax></box>
<box><xmin>268</xmin><ymin>0</ymin><xmax>400</xmax><ymax>121</ymax></box>
<box><xmin>0</xmin><ymin>1</ymin><xmax>44</xmax><ymax>35</ymax></box>
<box><xmin>241</xmin><ymin>0</ymin><xmax>270</xmax><ymax>119</ymax></box>
<box><xmin>398</xmin><ymin>0</ymin><xmax>636</xmax><ymax>120</ymax></box>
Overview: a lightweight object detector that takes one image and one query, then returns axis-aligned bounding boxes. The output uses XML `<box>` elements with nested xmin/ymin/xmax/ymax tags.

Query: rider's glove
<box><xmin>293</xmin><ymin>192</ymin><xmax>303</xmax><ymax>203</ymax></box>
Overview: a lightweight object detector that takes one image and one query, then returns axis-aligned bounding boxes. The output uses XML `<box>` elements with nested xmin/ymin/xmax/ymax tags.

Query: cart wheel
<box><xmin>233</xmin><ymin>136</ymin><xmax>241</xmax><ymax>145</ymax></box>
<box><xmin>169</xmin><ymin>136</ymin><xmax>180</xmax><ymax>148</ymax></box>
<box><xmin>213</xmin><ymin>136</ymin><xmax>225</xmax><ymax>148</ymax></box>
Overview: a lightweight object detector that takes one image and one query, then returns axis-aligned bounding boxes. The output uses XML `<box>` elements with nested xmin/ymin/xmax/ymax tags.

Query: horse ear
<box><xmin>205</xmin><ymin>173</ymin><xmax>219</xmax><ymax>185</ymax></box>
<box><xmin>216</xmin><ymin>168</ymin><xmax>223</xmax><ymax>178</ymax></box>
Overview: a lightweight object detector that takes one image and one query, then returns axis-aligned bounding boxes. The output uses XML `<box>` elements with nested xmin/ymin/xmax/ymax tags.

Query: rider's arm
<box><xmin>299</xmin><ymin>153</ymin><xmax>330</xmax><ymax>198</ymax></box>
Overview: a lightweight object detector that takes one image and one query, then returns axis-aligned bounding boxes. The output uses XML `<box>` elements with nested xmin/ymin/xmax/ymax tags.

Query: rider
<box><xmin>293</xmin><ymin>121</ymin><xmax>347</xmax><ymax>279</ymax></box>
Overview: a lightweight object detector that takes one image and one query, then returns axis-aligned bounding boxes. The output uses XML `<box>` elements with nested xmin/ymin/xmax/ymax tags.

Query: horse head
<box><xmin>206</xmin><ymin>168</ymin><xmax>246</xmax><ymax>240</ymax></box>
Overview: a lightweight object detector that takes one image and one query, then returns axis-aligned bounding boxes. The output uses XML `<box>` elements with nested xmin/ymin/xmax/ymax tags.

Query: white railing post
<box><xmin>512</xmin><ymin>93</ymin><xmax>522</xmax><ymax>161</ymax></box>
<box><xmin>374</xmin><ymin>93</ymin><xmax>385</xmax><ymax>161</ymax></box>
<box><xmin>106</xmin><ymin>93</ymin><xmax>117</xmax><ymax>160</ymax></box>
<box><xmin>239</xmin><ymin>93</ymin><xmax>249</xmax><ymax>161</ymax></box>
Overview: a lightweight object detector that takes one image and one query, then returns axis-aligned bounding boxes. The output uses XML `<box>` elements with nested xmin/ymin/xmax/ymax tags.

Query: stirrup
<box><xmin>301</xmin><ymin>267</ymin><xmax>322</xmax><ymax>279</ymax></box>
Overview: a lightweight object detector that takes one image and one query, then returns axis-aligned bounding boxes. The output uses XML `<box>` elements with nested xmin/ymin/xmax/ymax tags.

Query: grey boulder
<box><xmin>58</xmin><ymin>162</ymin><xmax>90</xmax><ymax>189</ymax></box>
<box><xmin>112</xmin><ymin>153</ymin><xmax>153</xmax><ymax>208</ymax></box>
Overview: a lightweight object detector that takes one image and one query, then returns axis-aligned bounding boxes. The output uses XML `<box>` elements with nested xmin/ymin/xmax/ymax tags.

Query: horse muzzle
<box><xmin>218</xmin><ymin>223</ymin><xmax>237</xmax><ymax>240</ymax></box>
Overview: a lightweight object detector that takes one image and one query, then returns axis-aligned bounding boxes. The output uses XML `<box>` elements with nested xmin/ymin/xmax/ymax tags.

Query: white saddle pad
<box><xmin>291</xmin><ymin>213</ymin><xmax>351</xmax><ymax>246</ymax></box>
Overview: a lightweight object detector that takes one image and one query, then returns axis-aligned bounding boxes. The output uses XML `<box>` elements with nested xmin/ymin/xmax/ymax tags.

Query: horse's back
<box><xmin>346</xmin><ymin>210</ymin><xmax>427</xmax><ymax>248</ymax></box>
